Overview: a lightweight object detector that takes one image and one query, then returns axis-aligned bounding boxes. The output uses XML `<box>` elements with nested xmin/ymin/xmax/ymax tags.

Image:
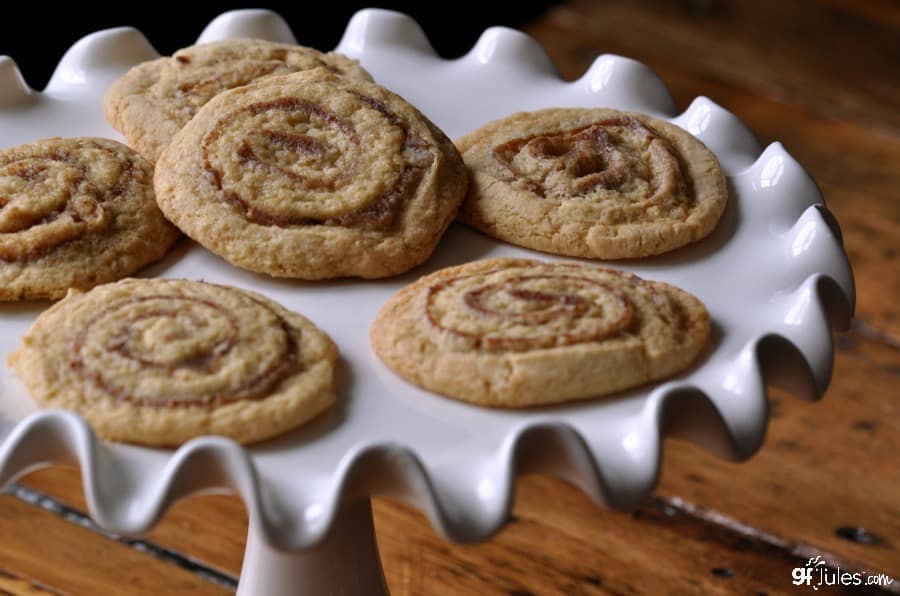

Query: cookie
<box><xmin>8</xmin><ymin>278</ymin><xmax>338</xmax><ymax>446</ymax></box>
<box><xmin>0</xmin><ymin>137</ymin><xmax>179</xmax><ymax>301</ymax></box>
<box><xmin>456</xmin><ymin>108</ymin><xmax>727</xmax><ymax>259</ymax></box>
<box><xmin>104</xmin><ymin>39</ymin><xmax>373</xmax><ymax>162</ymax></box>
<box><xmin>154</xmin><ymin>68</ymin><xmax>468</xmax><ymax>279</ymax></box>
<box><xmin>371</xmin><ymin>258</ymin><xmax>709</xmax><ymax>407</ymax></box>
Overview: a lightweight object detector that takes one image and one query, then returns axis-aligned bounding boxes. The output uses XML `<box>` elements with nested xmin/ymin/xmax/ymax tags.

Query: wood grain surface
<box><xmin>2</xmin><ymin>0</ymin><xmax>898</xmax><ymax>594</ymax></box>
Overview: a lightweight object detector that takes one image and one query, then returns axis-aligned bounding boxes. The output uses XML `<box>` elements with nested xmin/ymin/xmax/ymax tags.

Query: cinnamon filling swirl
<box><xmin>0</xmin><ymin>145</ymin><xmax>136</xmax><ymax>262</ymax></box>
<box><xmin>492</xmin><ymin>117</ymin><xmax>689</xmax><ymax>206</ymax></box>
<box><xmin>426</xmin><ymin>269</ymin><xmax>640</xmax><ymax>353</ymax></box>
<box><xmin>69</xmin><ymin>289</ymin><xmax>299</xmax><ymax>407</ymax></box>
<box><xmin>200</xmin><ymin>92</ymin><xmax>434</xmax><ymax>230</ymax></box>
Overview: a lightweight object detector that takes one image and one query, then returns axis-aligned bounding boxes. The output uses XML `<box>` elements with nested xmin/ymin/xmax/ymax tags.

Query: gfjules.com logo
<box><xmin>792</xmin><ymin>556</ymin><xmax>895</xmax><ymax>590</ymax></box>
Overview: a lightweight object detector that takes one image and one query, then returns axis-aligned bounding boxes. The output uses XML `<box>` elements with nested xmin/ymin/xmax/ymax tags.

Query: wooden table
<box><xmin>1</xmin><ymin>1</ymin><xmax>897</xmax><ymax>593</ymax></box>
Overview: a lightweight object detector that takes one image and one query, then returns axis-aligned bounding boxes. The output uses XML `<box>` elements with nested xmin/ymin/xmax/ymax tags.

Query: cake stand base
<box><xmin>237</xmin><ymin>498</ymin><xmax>388</xmax><ymax>596</ymax></box>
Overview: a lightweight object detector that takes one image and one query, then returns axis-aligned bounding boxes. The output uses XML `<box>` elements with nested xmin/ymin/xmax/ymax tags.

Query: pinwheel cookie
<box><xmin>154</xmin><ymin>68</ymin><xmax>467</xmax><ymax>279</ymax></box>
<box><xmin>104</xmin><ymin>38</ymin><xmax>372</xmax><ymax>162</ymax></box>
<box><xmin>457</xmin><ymin>108</ymin><xmax>727</xmax><ymax>259</ymax></box>
<box><xmin>0</xmin><ymin>137</ymin><xmax>179</xmax><ymax>301</ymax></box>
<box><xmin>371</xmin><ymin>258</ymin><xmax>709</xmax><ymax>407</ymax></box>
<box><xmin>9</xmin><ymin>278</ymin><xmax>337</xmax><ymax>446</ymax></box>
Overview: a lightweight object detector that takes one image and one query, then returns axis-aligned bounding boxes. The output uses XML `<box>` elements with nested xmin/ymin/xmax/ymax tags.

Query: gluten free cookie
<box><xmin>154</xmin><ymin>68</ymin><xmax>468</xmax><ymax>279</ymax></box>
<box><xmin>457</xmin><ymin>108</ymin><xmax>727</xmax><ymax>259</ymax></box>
<box><xmin>371</xmin><ymin>258</ymin><xmax>709</xmax><ymax>407</ymax></box>
<box><xmin>8</xmin><ymin>278</ymin><xmax>337</xmax><ymax>446</ymax></box>
<box><xmin>104</xmin><ymin>39</ymin><xmax>372</xmax><ymax>162</ymax></box>
<box><xmin>0</xmin><ymin>137</ymin><xmax>179</xmax><ymax>301</ymax></box>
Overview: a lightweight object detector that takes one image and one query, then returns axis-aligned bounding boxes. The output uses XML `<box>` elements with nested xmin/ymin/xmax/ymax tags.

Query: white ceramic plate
<box><xmin>0</xmin><ymin>9</ymin><xmax>854</xmax><ymax>548</ymax></box>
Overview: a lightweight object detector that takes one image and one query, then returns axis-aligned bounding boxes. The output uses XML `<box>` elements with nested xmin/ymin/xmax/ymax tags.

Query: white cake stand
<box><xmin>0</xmin><ymin>9</ymin><xmax>855</xmax><ymax>595</ymax></box>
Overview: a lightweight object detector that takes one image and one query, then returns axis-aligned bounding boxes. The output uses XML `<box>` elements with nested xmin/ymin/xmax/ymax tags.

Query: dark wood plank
<box><xmin>532</xmin><ymin>0</ymin><xmax>900</xmax><ymax>134</ymax></box>
<box><xmin>18</xmin><ymin>466</ymin><xmax>898</xmax><ymax>594</ymax></box>
<box><xmin>817</xmin><ymin>0</ymin><xmax>900</xmax><ymax>31</ymax></box>
<box><xmin>20</xmin><ymin>467</ymin><xmax>247</xmax><ymax>577</ymax></box>
<box><xmin>0</xmin><ymin>568</ymin><xmax>60</xmax><ymax>596</ymax></box>
<box><xmin>138</xmin><ymin>494</ymin><xmax>246</xmax><ymax>576</ymax></box>
<box><xmin>376</xmin><ymin>481</ymin><xmax>897</xmax><ymax>595</ymax></box>
<box><xmin>0</xmin><ymin>492</ymin><xmax>232</xmax><ymax>596</ymax></box>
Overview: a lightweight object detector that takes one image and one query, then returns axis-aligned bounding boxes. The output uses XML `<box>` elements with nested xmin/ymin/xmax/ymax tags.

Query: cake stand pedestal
<box><xmin>237</xmin><ymin>498</ymin><xmax>387</xmax><ymax>596</ymax></box>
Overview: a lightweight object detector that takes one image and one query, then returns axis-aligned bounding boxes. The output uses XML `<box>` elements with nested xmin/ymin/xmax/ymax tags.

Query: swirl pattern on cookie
<box><xmin>154</xmin><ymin>69</ymin><xmax>467</xmax><ymax>279</ymax></box>
<box><xmin>104</xmin><ymin>39</ymin><xmax>373</xmax><ymax>162</ymax></box>
<box><xmin>457</xmin><ymin>108</ymin><xmax>727</xmax><ymax>259</ymax></box>
<box><xmin>9</xmin><ymin>278</ymin><xmax>338</xmax><ymax>446</ymax></box>
<box><xmin>371</xmin><ymin>258</ymin><xmax>709</xmax><ymax>407</ymax></box>
<box><xmin>0</xmin><ymin>138</ymin><xmax>179</xmax><ymax>301</ymax></box>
